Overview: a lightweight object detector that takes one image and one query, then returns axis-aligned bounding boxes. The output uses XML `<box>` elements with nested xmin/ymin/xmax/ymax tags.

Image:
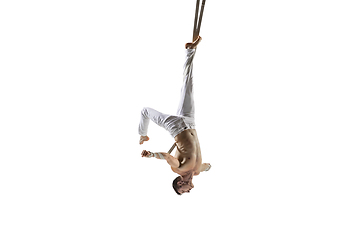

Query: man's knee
<box><xmin>141</xmin><ymin>107</ymin><xmax>149</xmax><ymax>116</ymax></box>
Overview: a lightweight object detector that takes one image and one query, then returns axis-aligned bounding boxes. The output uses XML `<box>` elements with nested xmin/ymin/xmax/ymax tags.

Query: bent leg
<box><xmin>176</xmin><ymin>48</ymin><xmax>196</xmax><ymax>120</ymax></box>
<box><xmin>138</xmin><ymin>107</ymin><xmax>170</xmax><ymax>136</ymax></box>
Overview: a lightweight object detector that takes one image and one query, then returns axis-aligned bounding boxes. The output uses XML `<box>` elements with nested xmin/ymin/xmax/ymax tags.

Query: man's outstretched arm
<box><xmin>141</xmin><ymin>150</ymin><xmax>179</xmax><ymax>168</ymax></box>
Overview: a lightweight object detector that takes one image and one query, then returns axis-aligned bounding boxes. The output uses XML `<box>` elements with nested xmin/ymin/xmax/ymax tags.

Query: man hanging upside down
<box><xmin>138</xmin><ymin>36</ymin><xmax>211</xmax><ymax>195</ymax></box>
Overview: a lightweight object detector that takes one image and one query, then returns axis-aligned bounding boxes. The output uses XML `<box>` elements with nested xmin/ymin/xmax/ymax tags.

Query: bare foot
<box><xmin>139</xmin><ymin>136</ymin><xmax>149</xmax><ymax>145</ymax></box>
<box><xmin>185</xmin><ymin>36</ymin><xmax>202</xmax><ymax>49</ymax></box>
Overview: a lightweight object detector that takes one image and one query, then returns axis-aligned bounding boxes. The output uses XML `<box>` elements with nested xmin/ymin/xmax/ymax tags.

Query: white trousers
<box><xmin>138</xmin><ymin>48</ymin><xmax>196</xmax><ymax>138</ymax></box>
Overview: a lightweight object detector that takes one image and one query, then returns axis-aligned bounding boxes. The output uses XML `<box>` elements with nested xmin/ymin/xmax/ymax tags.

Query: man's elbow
<box><xmin>165</xmin><ymin>156</ymin><xmax>180</xmax><ymax>168</ymax></box>
<box><xmin>168</xmin><ymin>160</ymin><xmax>180</xmax><ymax>168</ymax></box>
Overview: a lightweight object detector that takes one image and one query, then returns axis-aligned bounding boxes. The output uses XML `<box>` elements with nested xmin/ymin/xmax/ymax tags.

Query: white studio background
<box><xmin>0</xmin><ymin>0</ymin><xmax>359</xmax><ymax>239</ymax></box>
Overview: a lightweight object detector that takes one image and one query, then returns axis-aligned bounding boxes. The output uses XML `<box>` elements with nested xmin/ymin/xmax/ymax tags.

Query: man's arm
<box><xmin>141</xmin><ymin>150</ymin><xmax>180</xmax><ymax>168</ymax></box>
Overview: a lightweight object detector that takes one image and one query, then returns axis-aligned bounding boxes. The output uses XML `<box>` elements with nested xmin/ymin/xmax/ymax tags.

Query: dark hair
<box><xmin>172</xmin><ymin>176</ymin><xmax>182</xmax><ymax>195</ymax></box>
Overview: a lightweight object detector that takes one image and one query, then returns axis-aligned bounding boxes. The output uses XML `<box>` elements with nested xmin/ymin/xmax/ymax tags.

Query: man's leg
<box><xmin>138</xmin><ymin>107</ymin><xmax>171</xmax><ymax>137</ymax></box>
<box><xmin>176</xmin><ymin>36</ymin><xmax>202</xmax><ymax>123</ymax></box>
<box><xmin>176</xmin><ymin>48</ymin><xmax>196</xmax><ymax>120</ymax></box>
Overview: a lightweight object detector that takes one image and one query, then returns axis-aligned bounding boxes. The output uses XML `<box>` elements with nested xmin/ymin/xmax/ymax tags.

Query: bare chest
<box><xmin>174</xmin><ymin>129</ymin><xmax>202</xmax><ymax>173</ymax></box>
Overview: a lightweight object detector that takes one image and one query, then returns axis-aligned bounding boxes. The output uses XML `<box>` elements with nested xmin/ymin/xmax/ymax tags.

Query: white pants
<box><xmin>138</xmin><ymin>48</ymin><xmax>196</xmax><ymax>138</ymax></box>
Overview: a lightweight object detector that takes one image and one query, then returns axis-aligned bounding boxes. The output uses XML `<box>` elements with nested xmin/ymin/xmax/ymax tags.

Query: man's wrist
<box><xmin>156</xmin><ymin>152</ymin><xmax>165</xmax><ymax>159</ymax></box>
<box><xmin>147</xmin><ymin>152</ymin><xmax>165</xmax><ymax>159</ymax></box>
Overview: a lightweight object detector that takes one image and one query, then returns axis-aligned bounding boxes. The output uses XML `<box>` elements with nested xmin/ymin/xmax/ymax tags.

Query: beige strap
<box><xmin>168</xmin><ymin>143</ymin><xmax>177</xmax><ymax>154</ymax></box>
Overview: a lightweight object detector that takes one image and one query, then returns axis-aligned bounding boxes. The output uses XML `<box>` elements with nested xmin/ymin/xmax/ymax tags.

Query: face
<box><xmin>177</xmin><ymin>181</ymin><xmax>194</xmax><ymax>194</ymax></box>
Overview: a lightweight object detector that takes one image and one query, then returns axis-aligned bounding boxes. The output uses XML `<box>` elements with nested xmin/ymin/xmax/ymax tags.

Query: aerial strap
<box><xmin>168</xmin><ymin>142</ymin><xmax>177</xmax><ymax>154</ymax></box>
<box><xmin>193</xmin><ymin>0</ymin><xmax>207</xmax><ymax>41</ymax></box>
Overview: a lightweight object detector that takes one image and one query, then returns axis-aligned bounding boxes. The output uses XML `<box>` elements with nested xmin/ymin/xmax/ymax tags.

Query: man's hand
<box><xmin>139</xmin><ymin>136</ymin><xmax>150</xmax><ymax>145</ymax></box>
<box><xmin>185</xmin><ymin>35</ymin><xmax>202</xmax><ymax>49</ymax></box>
<box><xmin>141</xmin><ymin>150</ymin><xmax>153</xmax><ymax>158</ymax></box>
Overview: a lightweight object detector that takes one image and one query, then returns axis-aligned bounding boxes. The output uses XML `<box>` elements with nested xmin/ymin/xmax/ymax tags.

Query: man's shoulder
<box><xmin>178</xmin><ymin>154</ymin><xmax>197</xmax><ymax>171</ymax></box>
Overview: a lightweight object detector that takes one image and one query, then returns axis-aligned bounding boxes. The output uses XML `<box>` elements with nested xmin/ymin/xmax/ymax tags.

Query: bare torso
<box><xmin>171</xmin><ymin>129</ymin><xmax>202</xmax><ymax>175</ymax></box>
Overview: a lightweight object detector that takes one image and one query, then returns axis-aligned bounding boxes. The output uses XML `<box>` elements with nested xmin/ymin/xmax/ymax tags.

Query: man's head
<box><xmin>172</xmin><ymin>176</ymin><xmax>194</xmax><ymax>195</ymax></box>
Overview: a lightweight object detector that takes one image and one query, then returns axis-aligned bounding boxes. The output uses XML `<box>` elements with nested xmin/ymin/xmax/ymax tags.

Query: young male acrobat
<box><xmin>138</xmin><ymin>36</ymin><xmax>211</xmax><ymax>195</ymax></box>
